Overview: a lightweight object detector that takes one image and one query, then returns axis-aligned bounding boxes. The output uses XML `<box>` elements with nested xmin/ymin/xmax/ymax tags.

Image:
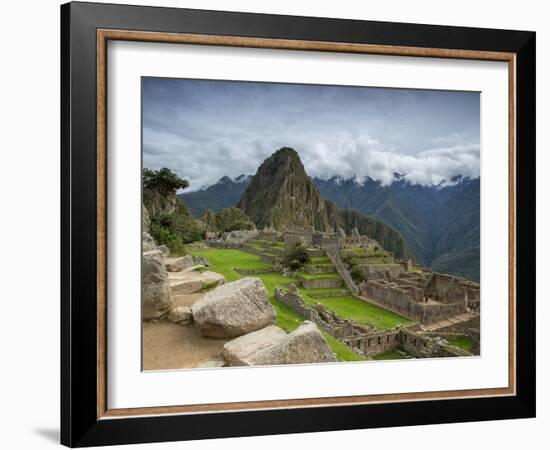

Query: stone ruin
<box><xmin>274</xmin><ymin>286</ymin><xmax>473</xmax><ymax>359</ymax></box>
<box><xmin>359</xmin><ymin>271</ymin><xmax>480</xmax><ymax>325</ymax></box>
<box><xmin>199</xmin><ymin>225</ymin><xmax>480</xmax><ymax>357</ymax></box>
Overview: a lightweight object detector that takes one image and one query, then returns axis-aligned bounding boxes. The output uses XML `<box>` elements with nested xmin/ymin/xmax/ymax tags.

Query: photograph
<box><xmin>55</xmin><ymin>1</ymin><xmax>537</xmax><ymax>446</ymax></box>
<box><xmin>141</xmin><ymin>78</ymin><xmax>481</xmax><ymax>370</ymax></box>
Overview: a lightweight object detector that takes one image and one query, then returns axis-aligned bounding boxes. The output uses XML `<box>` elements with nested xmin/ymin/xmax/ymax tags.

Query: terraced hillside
<box><xmin>191</xmin><ymin>238</ymin><xmax>416</xmax><ymax>361</ymax></box>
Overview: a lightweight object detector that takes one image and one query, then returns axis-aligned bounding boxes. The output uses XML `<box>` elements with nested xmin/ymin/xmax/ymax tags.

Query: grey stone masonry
<box><xmin>325</xmin><ymin>248</ymin><xmax>360</xmax><ymax>295</ymax></box>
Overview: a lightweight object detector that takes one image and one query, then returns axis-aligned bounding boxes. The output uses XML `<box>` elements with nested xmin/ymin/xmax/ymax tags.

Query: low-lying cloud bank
<box><xmin>142</xmin><ymin>78</ymin><xmax>480</xmax><ymax>190</ymax></box>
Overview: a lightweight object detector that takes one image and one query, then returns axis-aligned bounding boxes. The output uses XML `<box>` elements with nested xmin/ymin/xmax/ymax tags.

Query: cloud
<box><xmin>142</xmin><ymin>78</ymin><xmax>480</xmax><ymax>190</ymax></box>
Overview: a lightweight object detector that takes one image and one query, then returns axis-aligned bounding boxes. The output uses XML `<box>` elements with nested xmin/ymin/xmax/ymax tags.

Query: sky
<box><xmin>142</xmin><ymin>77</ymin><xmax>480</xmax><ymax>191</ymax></box>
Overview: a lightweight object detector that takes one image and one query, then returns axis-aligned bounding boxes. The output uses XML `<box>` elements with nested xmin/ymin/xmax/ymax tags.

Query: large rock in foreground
<box><xmin>192</xmin><ymin>277</ymin><xmax>275</xmax><ymax>338</ymax></box>
<box><xmin>142</xmin><ymin>250</ymin><xmax>173</xmax><ymax>320</ymax></box>
<box><xmin>166</xmin><ymin>306</ymin><xmax>193</xmax><ymax>326</ymax></box>
<box><xmin>240</xmin><ymin>321</ymin><xmax>337</xmax><ymax>366</ymax></box>
<box><xmin>221</xmin><ymin>325</ymin><xmax>287</xmax><ymax>366</ymax></box>
<box><xmin>169</xmin><ymin>270</ymin><xmax>226</xmax><ymax>295</ymax></box>
<box><xmin>166</xmin><ymin>255</ymin><xmax>194</xmax><ymax>272</ymax></box>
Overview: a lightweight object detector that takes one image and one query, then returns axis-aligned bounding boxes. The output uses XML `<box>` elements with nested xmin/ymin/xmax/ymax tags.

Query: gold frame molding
<box><xmin>96</xmin><ymin>29</ymin><xmax>516</xmax><ymax>420</ymax></box>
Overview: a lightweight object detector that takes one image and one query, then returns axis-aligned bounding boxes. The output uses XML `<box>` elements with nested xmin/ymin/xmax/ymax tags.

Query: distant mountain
<box><xmin>315</xmin><ymin>176</ymin><xmax>480</xmax><ymax>281</ymax></box>
<box><xmin>237</xmin><ymin>147</ymin><xmax>411</xmax><ymax>259</ymax></box>
<box><xmin>179</xmin><ymin>160</ymin><xmax>480</xmax><ymax>281</ymax></box>
<box><xmin>179</xmin><ymin>174</ymin><xmax>251</xmax><ymax>217</ymax></box>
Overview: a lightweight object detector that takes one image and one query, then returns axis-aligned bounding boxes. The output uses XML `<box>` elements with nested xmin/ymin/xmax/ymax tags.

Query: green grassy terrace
<box><xmin>309</xmin><ymin>256</ymin><xmax>331</xmax><ymax>263</ymax></box>
<box><xmin>302</xmin><ymin>288</ymin><xmax>349</xmax><ymax>297</ymax></box>
<box><xmin>297</xmin><ymin>271</ymin><xmax>340</xmax><ymax>280</ymax></box>
<box><xmin>342</xmin><ymin>248</ymin><xmax>390</xmax><ymax>257</ymax></box>
<box><xmin>447</xmin><ymin>335</ymin><xmax>474</xmax><ymax>352</ymax></box>
<box><xmin>300</xmin><ymin>294</ymin><xmax>415</xmax><ymax>329</ymax></box>
<box><xmin>372</xmin><ymin>349</ymin><xmax>410</xmax><ymax>361</ymax></box>
<box><xmin>361</xmin><ymin>263</ymin><xmax>400</xmax><ymax>267</ymax></box>
<box><xmin>190</xmin><ymin>247</ymin><xmax>413</xmax><ymax>361</ymax></box>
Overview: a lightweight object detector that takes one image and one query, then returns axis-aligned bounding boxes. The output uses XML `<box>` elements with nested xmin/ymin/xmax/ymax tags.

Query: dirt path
<box><xmin>142</xmin><ymin>292</ymin><xmax>229</xmax><ymax>370</ymax></box>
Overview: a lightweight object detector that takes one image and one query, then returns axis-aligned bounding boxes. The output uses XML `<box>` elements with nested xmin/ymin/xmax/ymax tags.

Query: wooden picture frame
<box><xmin>61</xmin><ymin>1</ymin><xmax>536</xmax><ymax>447</ymax></box>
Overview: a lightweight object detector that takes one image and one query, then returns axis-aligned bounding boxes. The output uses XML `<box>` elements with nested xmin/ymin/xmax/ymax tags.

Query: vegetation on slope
<box><xmin>143</xmin><ymin>168</ymin><xmax>204</xmax><ymax>254</ymax></box>
<box><xmin>202</xmin><ymin>207</ymin><xmax>255</xmax><ymax>232</ymax></box>
<box><xmin>316</xmin><ymin>176</ymin><xmax>481</xmax><ymax>281</ymax></box>
<box><xmin>447</xmin><ymin>335</ymin><xmax>474</xmax><ymax>352</ymax></box>
<box><xmin>179</xmin><ymin>175</ymin><xmax>251</xmax><ymax>217</ymax></box>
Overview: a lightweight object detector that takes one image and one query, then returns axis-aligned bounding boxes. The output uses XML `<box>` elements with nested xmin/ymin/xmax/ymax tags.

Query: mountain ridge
<box><xmin>179</xmin><ymin>159</ymin><xmax>480</xmax><ymax>281</ymax></box>
<box><xmin>236</xmin><ymin>147</ymin><xmax>411</xmax><ymax>259</ymax></box>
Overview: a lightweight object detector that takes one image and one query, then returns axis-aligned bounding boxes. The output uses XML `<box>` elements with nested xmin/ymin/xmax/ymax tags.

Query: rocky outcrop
<box><xmin>221</xmin><ymin>325</ymin><xmax>287</xmax><ymax>366</ymax></box>
<box><xmin>142</xmin><ymin>249</ymin><xmax>173</xmax><ymax>320</ymax></box>
<box><xmin>192</xmin><ymin>278</ymin><xmax>275</xmax><ymax>338</ymax></box>
<box><xmin>143</xmin><ymin>205</ymin><xmax>151</xmax><ymax>232</ymax></box>
<box><xmin>142</xmin><ymin>232</ymin><xmax>156</xmax><ymax>252</ymax></box>
<box><xmin>143</xmin><ymin>188</ymin><xmax>178</xmax><ymax>217</ymax></box>
<box><xmin>193</xmin><ymin>255</ymin><xmax>209</xmax><ymax>267</ymax></box>
<box><xmin>166</xmin><ymin>306</ymin><xmax>193</xmax><ymax>326</ymax></box>
<box><xmin>169</xmin><ymin>270</ymin><xmax>225</xmax><ymax>295</ymax></box>
<box><xmin>219</xmin><ymin>230</ymin><xmax>259</xmax><ymax>245</ymax></box>
<box><xmin>166</xmin><ymin>255</ymin><xmax>194</xmax><ymax>272</ymax></box>
<box><xmin>236</xmin><ymin>321</ymin><xmax>337</xmax><ymax>366</ymax></box>
<box><xmin>157</xmin><ymin>245</ymin><xmax>170</xmax><ymax>257</ymax></box>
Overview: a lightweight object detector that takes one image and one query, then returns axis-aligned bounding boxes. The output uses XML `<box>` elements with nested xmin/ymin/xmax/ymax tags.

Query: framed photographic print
<box><xmin>60</xmin><ymin>1</ymin><xmax>536</xmax><ymax>447</ymax></box>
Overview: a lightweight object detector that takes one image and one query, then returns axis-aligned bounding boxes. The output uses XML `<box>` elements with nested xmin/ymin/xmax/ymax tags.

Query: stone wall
<box><xmin>301</xmin><ymin>277</ymin><xmax>343</xmax><ymax>289</ymax></box>
<box><xmin>400</xmin><ymin>329</ymin><xmax>470</xmax><ymax>358</ymax></box>
<box><xmin>307</xmin><ymin>289</ymin><xmax>350</xmax><ymax>298</ymax></box>
<box><xmin>234</xmin><ymin>268</ymin><xmax>274</xmax><ymax>275</ymax></box>
<box><xmin>325</xmin><ymin>248</ymin><xmax>359</xmax><ymax>295</ymax></box>
<box><xmin>353</xmin><ymin>257</ymin><xmax>396</xmax><ymax>265</ymax></box>
<box><xmin>343</xmin><ymin>329</ymin><xmax>401</xmax><ymax>356</ymax></box>
<box><xmin>360</xmin><ymin>280</ymin><xmax>466</xmax><ymax>324</ymax></box>
<box><xmin>304</xmin><ymin>265</ymin><xmax>336</xmax><ymax>274</ymax></box>
<box><xmin>361</xmin><ymin>264</ymin><xmax>403</xmax><ymax>279</ymax></box>
<box><xmin>274</xmin><ymin>288</ymin><xmax>367</xmax><ymax>340</ymax></box>
<box><xmin>284</xmin><ymin>233</ymin><xmax>311</xmax><ymax>248</ymax></box>
<box><xmin>435</xmin><ymin>315</ymin><xmax>480</xmax><ymax>333</ymax></box>
<box><xmin>344</xmin><ymin>327</ymin><xmax>471</xmax><ymax>358</ymax></box>
<box><xmin>260</xmin><ymin>254</ymin><xmax>278</xmax><ymax>264</ymax></box>
<box><xmin>207</xmin><ymin>241</ymin><xmax>245</xmax><ymax>249</ymax></box>
<box><xmin>425</xmin><ymin>273</ymin><xmax>467</xmax><ymax>304</ymax></box>
<box><xmin>274</xmin><ymin>288</ymin><xmax>473</xmax><ymax>359</ymax></box>
<box><xmin>396</xmin><ymin>258</ymin><xmax>413</xmax><ymax>272</ymax></box>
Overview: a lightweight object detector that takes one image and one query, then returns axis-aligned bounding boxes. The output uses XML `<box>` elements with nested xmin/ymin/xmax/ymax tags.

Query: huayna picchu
<box><xmin>237</xmin><ymin>147</ymin><xmax>411</xmax><ymax>259</ymax></box>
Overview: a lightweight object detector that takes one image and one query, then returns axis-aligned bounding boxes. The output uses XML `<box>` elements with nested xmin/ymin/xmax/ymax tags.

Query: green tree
<box><xmin>143</xmin><ymin>167</ymin><xmax>203</xmax><ymax>254</ymax></box>
<box><xmin>143</xmin><ymin>168</ymin><xmax>189</xmax><ymax>196</ymax></box>
<box><xmin>350</xmin><ymin>265</ymin><xmax>366</xmax><ymax>283</ymax></box>
<box><xmin>281</xmin><ymin>243</ymin><xmax>310</xmax><ymax>271</ymax></box>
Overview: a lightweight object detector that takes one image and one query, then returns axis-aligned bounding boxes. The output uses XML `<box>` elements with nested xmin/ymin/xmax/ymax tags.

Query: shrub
<box><xmin>342</xmin><ymin>253</ymin><xmax>354</xmax><ymax>268</ymax></box>
<box><xmin>149</xmin><ymin>221</ymin><xmax>187</xmax><ymax>256</ymax></box>
<box><xmin>168</xmin><ymin>209</ymin><xmax>205</xmax><ymax>243</ymax></box>
<box><xmin>282</xmin><ymin>243</ymin><xmax>310</xmax><ymax>271</ymax></box>
<box><xmin>350</xmin><ymin>265</ymin><xmax>366</xmax><ymax>283</ymax></box>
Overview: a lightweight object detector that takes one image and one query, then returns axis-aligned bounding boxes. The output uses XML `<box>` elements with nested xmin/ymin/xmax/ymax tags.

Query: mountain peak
<box><xmin>272</xmin><ymin>146</ymin><xmax>299</xmax><ymax>159</ymax></box>
<box><xmin>217</xmin><ymin>175</ymin><xmax>232</xmax><ymax>184</ymax></box>
<box><xmin>236</xmin><ymin>148</ymin><xmax>411</xmax><ymax>258</ymax></box>
<box><xmin>258</xmin><ymin>147</ymin><xmax>305</xmax><ymax>176</ymax></box>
